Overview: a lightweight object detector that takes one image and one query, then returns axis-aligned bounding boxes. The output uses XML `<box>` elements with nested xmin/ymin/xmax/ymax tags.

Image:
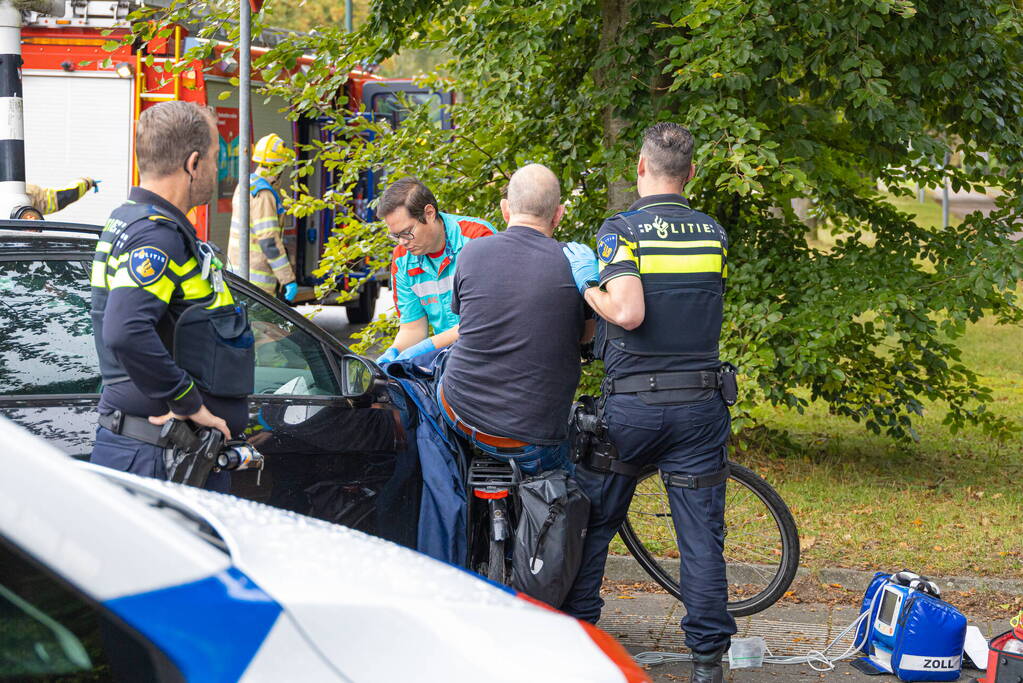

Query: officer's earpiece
<box><xmin>182</xmin><ymin>150</ymin><xmax>200</xmax><ymax>182</ymax></box>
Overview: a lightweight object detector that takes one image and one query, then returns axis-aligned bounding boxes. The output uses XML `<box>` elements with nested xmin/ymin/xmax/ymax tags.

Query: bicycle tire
<box><xmin>487</xmin><ymin>538</ymin><xmax>506</xmax><ymax>584</ymax></box>
<box><xmin>620</xmin><ymin>463</ymin><xmax>800</xmax><ymax>617</ymax></box>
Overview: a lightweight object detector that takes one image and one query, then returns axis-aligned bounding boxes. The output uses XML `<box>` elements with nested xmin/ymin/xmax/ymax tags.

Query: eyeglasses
<box><xmin>387</xmin><ymin>224</ymin><xmax>417</xmax><ymax>243</ymax></box>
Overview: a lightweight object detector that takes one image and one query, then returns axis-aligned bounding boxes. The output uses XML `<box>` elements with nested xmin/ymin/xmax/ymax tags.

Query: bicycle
<box><xmin>619</xmin><ymin>462</ymin><xmax>800</xmax><ymax>617</ymax></box>
<box><xmin>464</xmin><ymin>450</ymin><xmax>519</xmax><ymax>584</ymax></box>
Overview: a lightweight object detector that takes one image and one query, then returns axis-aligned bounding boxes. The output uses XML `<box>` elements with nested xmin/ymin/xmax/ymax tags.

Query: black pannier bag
<box><xmin>510</xmin><ymin>469</ymin><xmax>590</xmax><ymax>607</ymax></box>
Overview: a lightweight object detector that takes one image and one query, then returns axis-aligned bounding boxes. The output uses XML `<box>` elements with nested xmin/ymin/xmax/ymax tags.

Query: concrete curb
<box><xmin>605</xmin><ymin>554</ymin><xmax>1023</xmax><ymax>595</ymax></box>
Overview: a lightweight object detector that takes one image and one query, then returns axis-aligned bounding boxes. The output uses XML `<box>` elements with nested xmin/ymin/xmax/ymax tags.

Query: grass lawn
<box><xmin>613</xmin><ymin>193</ymin><xmax>1023</xmax><ymax>580</ymax></box>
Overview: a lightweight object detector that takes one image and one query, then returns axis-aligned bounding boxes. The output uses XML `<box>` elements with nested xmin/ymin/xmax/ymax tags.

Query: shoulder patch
<box><xmin>458</xmin><ymin>219</ymin><xmax>494</xmax><ymax>238</ymax></box>
<box><xmin>597</xmin><ymin>233</ymin><xmax>619</xmax><ymax>264</ymax></box>
<box><xmin>128</xmin><ymin>246</ymin><xmax>169</xmax><ymax>286</ymax></box>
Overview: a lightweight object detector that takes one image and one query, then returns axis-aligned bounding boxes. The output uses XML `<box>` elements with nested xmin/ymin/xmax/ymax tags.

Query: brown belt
<box><xmin>438</xmin><ymin>385</ymin><xmax>529</xmax><ymax>449</ymax></box>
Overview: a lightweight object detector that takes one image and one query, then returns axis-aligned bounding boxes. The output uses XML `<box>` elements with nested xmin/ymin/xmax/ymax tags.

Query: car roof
<box><xmin>0</xmin><ymin>220</ymin><xmax>99</xmax><ymax>255</ymax></box>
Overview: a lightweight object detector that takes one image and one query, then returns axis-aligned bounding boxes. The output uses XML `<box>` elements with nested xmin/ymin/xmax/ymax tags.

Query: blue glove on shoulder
<box><xmin>283</xmin><ymin>282</ymin><xmax>298</xmax><ymax>302</ymax></box>
<box><xmin>562</xmin><ymin>242</ymin><xmax>600</xmax><ymax>294</ymax></box>
<box><xmin>395</xmin><ymin>338</ymin><xmax>436</xmax><ymax>362</ymax></box>
<box><xmin>375</xmin><ymin>346</ymin><xmax>400</xmax><ymax>364</ymax></box>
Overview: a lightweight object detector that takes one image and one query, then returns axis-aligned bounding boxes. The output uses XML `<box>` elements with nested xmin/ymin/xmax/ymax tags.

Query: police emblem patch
<box><xmin>128</xmin><ymin>246</ymin><xmax>168</xmax><ymax>286</ymax></box>
<box><xmin>597</xmin><ymin>233</ymin><xmax>619</xmax><ymax>264</ymax></box>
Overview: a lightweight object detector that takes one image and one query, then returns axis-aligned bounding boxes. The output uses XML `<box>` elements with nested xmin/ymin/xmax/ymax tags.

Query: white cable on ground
<box><xmin>634</xmin><ymin>591</ymin><xmax>879</xmax><ymax>671</ymax></box>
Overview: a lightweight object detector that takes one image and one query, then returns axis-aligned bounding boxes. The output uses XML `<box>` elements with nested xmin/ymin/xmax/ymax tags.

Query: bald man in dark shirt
<box><xmin>438</xmin><ymin>164</ymin><xmax>593</xmax><ymax>472</ymax></box>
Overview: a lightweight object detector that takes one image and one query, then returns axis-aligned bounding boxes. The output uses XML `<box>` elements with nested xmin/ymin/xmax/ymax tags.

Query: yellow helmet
<box><xmin>252</xmin><ymin>133</ymin><xmax>290</xmax><ymax>165</ymax></box>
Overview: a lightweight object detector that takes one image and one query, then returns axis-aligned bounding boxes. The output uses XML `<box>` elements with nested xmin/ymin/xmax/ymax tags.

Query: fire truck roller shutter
<box><xmin>22</xmin><ymin>71</ymin><xmax>131</xmax><ymax>226</ymax></box>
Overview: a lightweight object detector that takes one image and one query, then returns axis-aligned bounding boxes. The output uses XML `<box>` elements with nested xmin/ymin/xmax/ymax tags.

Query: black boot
<box><xmin>690</xmin><ymin>645</ymin><xmax>727</xmax><ymax>683</ymax></box>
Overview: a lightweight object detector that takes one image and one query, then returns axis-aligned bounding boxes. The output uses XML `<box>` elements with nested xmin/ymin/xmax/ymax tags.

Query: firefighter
<box><xmin>560</xmin><ymin>122</ymin><xmax>736</xmax><ymax>682</ymax></box>
<box><xmin>228</xmin><ymin>133</ymin><xmax>297</xmax><ymax>302</ymax></box>
<box><xmin>26</xmin><ymin>177</ymin><xmax>97</xmax><ymax>215</ymax></box>
<box><xmin>89</xmin><ymin>101</ymin><xmax>252</xmax><ymax>491</ymax></box>
<box><xmin>375</xmin><ymin>176</ymin><xmax>496</xmax><ymax>364</ymax></box>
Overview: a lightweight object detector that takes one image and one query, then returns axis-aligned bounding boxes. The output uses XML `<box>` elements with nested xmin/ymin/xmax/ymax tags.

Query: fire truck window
<box><xmin>371</xmin><ymin>92</ymin><xmax>443</xmax><ymax>127</ymax></box>
<box><xmin>0</xmin><ymin>260</ymin><xmax>101</xmax><ymax>396</ymax></box>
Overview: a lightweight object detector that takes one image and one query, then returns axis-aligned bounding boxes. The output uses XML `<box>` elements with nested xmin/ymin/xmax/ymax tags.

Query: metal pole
<box><xmin>0</xmin><ymin>0</ymin><xmax>31</xmax><ymax>218</ymax></box>
<box><xmin>942</xmin><ymin>150</ymin><xmax>950</xmax><ymax>229</ymax></box>
<box><xmin>345</xmin><ymin>0</ymin><xmax>352</xmax><ymax>32</ymax></box>
<box><xmin>237</xmin><ymin>0</ymin><xmax>250</xmax><ymax>279</ymax></box>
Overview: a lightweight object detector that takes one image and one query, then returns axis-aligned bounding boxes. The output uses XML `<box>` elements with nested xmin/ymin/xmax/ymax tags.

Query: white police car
<box><xmin>0</xmin><ymin>418</ymin><xmax>648</xmax><ymax>682</ymax></box>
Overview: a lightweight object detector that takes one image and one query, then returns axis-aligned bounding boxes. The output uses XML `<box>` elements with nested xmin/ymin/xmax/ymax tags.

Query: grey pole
<box><xmin>237</xmin><ymin>0</ymin><xmax>251</xmax><ymax>278</ymax></box>
<box><xmin>345</xmin><ymin>0</ymin><xmax>352</xmax><ymax>32</ymax></box>
<box><xmin>0</xmin><ymin>0</ymin><xmax>64</xmax><ymax>219</ymax></box>
<box><xmin>942</xmin><ymin>150</ymin><xmax>950</xmax><ymax>229</ymax></box>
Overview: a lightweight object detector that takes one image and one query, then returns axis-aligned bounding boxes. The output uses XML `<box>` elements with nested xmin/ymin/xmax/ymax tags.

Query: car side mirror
<box><xmin>341</xmin><ymin>355</ymin><xmax>387</xmax><ymax>398</ymax></box>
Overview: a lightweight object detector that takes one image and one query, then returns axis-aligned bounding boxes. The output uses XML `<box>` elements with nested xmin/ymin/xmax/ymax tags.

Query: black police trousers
<box><xmin>91</xmin><ymin>426</ymin><xmax>230</xmax><ymax>493</ymax></box>
<box><xmin>559</xmin><ymin>393</ymin><xmax>737</xmax><ymax>653</ymax></box>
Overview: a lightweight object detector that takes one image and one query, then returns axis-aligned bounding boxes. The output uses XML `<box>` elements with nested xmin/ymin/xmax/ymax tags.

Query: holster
<box><xmin>718</xmin><ymin>362</ymin><xmax>738</xmax><ymax>406</ymax></box>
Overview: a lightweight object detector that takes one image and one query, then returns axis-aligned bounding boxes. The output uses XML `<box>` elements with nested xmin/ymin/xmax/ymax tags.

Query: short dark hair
<box><xmin>135</xmin><ymin>101</ymin><xmax>215</xmax><ymax>178</ymax></box>
<box><xmin>377</xmin><ymin>176</ymin><xmax>440</xmax><ymax>222</ymax></box>
<box><xmin>640</xmin><ymin>122</ymin><xmax>695</xmax><ymax>182</ymax></box>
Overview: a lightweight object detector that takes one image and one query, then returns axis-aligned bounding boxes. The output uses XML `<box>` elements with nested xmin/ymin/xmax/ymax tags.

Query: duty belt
<box><xmin>607</xmin><ymin>370</ymin><xmax>720</xmax><ymax>394</ymax></box>
<box><xmin>98</xmin><ymin>410</ymin><xmax>171</xmax><ymax>447</ymax></box>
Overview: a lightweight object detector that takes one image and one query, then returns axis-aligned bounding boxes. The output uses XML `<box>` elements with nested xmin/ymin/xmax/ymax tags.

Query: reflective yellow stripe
<box><xmin>95</xmin><ymin>240</ymin><xmax>113</xmax><ymax>254</ymax></box>
<box><xmin>173</xmin><ymin>381</ymin><xmax>195</xmax><ymax>401</ymax></box>
<box><xmin>252</xmin><ymin>218</ymin><xmax>278</xmax><ymax>229</ymax></box>
<box><xmin>169</xmin><ymin>257</ymin><xmax>199</xmax><ymax>277</ymax></box>
<box><xmin>205</xmin><ymin>287</ymin><xmax>235</xmax><ymax>309</ymax></box>
<box><xmin>148</xmin><ymin>215</ymin><xmax>174</xmax><ymax>222</ymax></box>
<box><xmin>609</xmin><ymin>244</ymin><xmax>635</xmax><ymax>265</ymax></box>
<box><xmin>723</xmin><ymin>264</ymin><xmax>728</xmax><ymax>278</ymax></box>
<box><xmin>90</xmin><ymin>260</ymin><xmax>108</xmax><ymax>287</ymax></box>
<box><xmin>180</xmin><ymin>273</ymin><xmax>214</xmax><ymax>300</ymax></box>
<box><xmin>107</xmin><ymin>253</ymin><xmax>129</xmax><ymax>268</ymax></box>
<box><xmin>109</xmin><ymin>268</ymin><xmax>176</xmax><ymax>303</ymax></box>
<box><xmin>268</xmin><ymin>254</ymin><xmax>290</xmax><ymax>269</ymax></box>
<box><xmin>639</xmin><ymin>253</ymin><xmax>723</xmax><ymax>275</ymax></box>
<box><xmin>638</xmin><ymin>240</ymin><xmax>722</xmax><ymax>250</ymax></box>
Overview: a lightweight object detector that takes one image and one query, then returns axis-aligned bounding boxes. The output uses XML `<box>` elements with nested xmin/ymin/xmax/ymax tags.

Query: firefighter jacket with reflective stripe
<box><xmin>91</xmin><ymin>187</ymin><xmax>240</xmax><ymax>416</ymax></box>
<box><xmin>594</xmin><ymin>193</ymin><xmax>728</xmax><ymax>378</ymax></box>
<box><xmin>26</xmin><ymin>178</ymin><xmax>92</xmax><ymax>215</ymax></box>
<box><xmin>228</xmin><ymin>173</ymin><xmax>295</xmax><ymax>294</ymax></box>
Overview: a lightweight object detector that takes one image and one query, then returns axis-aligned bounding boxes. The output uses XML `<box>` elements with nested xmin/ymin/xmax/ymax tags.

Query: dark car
<box><xmin>0</xmin><ymin>221</ymin><xmax>421</xmax><ymax>549</ymax></box>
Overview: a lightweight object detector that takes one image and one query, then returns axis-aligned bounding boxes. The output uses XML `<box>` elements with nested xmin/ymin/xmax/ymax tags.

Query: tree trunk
<box><xmin>597</xmin><ymin>0</ymin><xmax>636</xmax><ymax>213</ymax></box>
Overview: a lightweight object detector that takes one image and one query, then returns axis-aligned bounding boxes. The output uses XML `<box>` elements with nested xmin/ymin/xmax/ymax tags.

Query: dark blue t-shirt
<box><xmin>442</xmin><ymin>225</ymin><xmax>586</xmax><ymax>444</ymax></box>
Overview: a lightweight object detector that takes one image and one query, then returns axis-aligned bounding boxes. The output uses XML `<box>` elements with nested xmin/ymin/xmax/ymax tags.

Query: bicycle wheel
<box><xmin>620</xmin><ymin>463</ymin><xmax>800</xmax><ymax>616</ymax></box>
<box><xmin>487</xmin><ymin>538</ymin><xmax>507</xmax><ymax>584</ymax></box>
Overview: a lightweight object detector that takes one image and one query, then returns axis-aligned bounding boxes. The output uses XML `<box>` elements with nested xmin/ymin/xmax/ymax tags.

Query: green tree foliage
<box><xmin>121</xmin><ymin>0</ymin><xmax>1023</xmax><ymax>440</ymax></box>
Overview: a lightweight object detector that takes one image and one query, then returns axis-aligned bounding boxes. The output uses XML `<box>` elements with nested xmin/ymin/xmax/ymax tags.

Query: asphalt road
<box><xmin>294</xmin><ymin>288</ymin><xmax>395</xmax><ymax>349</ymax></box>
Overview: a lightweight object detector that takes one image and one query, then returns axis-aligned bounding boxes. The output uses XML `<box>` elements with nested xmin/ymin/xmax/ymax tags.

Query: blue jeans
<box><xmin>435</xmin><ymin>383</ymin><xmax>570</xmax><ymax>475</ymax></box>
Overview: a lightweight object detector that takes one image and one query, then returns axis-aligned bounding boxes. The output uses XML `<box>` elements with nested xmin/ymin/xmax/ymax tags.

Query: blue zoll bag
<box><xmin>856</xmin><ymin>571</ymin><xmax>967</xmax><ymax>681</ymax></box>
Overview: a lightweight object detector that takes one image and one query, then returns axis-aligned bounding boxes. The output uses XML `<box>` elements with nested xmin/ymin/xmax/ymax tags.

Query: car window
<box><xmin>237</xmin><ymin>292</ymin><xmax>341</xmax><ymax>396</ymax></box>
<box><xmin>0</xmin><ymin>259</ymin><xmax>99</xmax><ymax>396</ymax></box>
<box><xmin>0</xmin><ymin>540</ymin><xmax>176</xmax><ymax>680</ymax></box>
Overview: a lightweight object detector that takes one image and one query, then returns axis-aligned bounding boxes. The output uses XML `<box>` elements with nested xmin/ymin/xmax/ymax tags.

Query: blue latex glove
<box><xmin>91</xmin><ymin>179</ymin><xmax>101</xmax><ymax>193</ymax></box>
<box><xmin>375</xmin><ymin>346</ymin><xmax>400</xmax><ymax>364</ymax></box>
<box><xmin>562</xmin><ymin>242</ymin><xmax>600</xmax><ymax>293</ymax></box>
<box><xmin>283</xmin><ymin>282</ymin><xmax>298</xmax><ymax>302</ymax></box>
<box><xmin>395</xmin><ymin>338</ymin><xmax>435</xmax><ymax>362</ymax></box>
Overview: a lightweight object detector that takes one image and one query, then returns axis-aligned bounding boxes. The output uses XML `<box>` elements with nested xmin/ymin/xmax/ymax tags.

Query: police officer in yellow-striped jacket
<box><xmin>561</xmin><ymin>123</ymin><xmax>735</xmax><ymax>683</ymax></box>
<box><xmin>90</xmin><ymin>101</ymin><xmax>254</xmax><ymax>490</ymax></box>
<box><xmin>228</xmin><ymin>133</ymin><xmax>297</xmax><ymax>302</ymax></box>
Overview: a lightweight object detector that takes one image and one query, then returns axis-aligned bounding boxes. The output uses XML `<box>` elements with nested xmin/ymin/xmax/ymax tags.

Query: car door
<box><xmin>0</xmin><ymin>233</ymin><xmax>420</xmax><ymax>549</ymax></box>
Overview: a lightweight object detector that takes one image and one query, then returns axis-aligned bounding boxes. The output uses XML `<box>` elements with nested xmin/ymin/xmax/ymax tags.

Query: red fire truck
<box><xmin>20</xmin><ymin>0</ymin><xmax>452</xmax><ymax>319</ymax></box>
